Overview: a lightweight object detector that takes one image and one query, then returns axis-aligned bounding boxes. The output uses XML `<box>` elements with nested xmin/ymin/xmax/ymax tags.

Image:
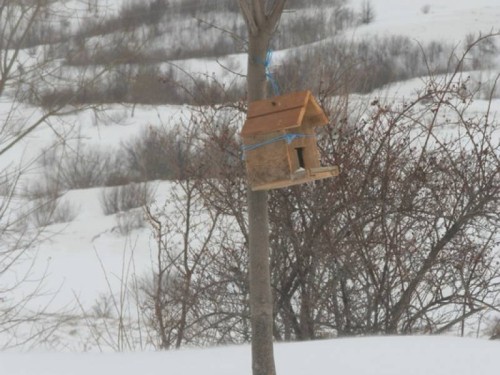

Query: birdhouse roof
<box><xmin>240</xmin><ymin>90</ymin><xmax>329</xmax><ymax>137</ymax></box>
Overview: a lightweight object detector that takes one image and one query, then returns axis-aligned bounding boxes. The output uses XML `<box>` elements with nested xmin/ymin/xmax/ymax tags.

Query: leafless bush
<box><xmin>38</xmin><ymin>143</ymin><xmax>133</xmax><ymax>190</ymax></box>
<box><xmin>100</xmin><ymin>183</ymin><xmax>153</xmax><ymax>216</ymax></box>
<box><xmin>180</xmin><ymin>35</ymin><xmax>500</xmax><ymax>344</ymax></box>
<box><xmin>143</xmin><ymin>178</ymin><xmax>225</xmax><ymax>349</ymax></box>
<box><xmin>465</xmin><ymin>32</ymin><xmax>498</xmax><ymax>70</ymax></box>
<box><xmin>487</xmin><ymin>317</ymin><xmax>500</xmax><ymax>340</ymax></box>
<box><xmin>123</xmin><ymin>127</ymin><xmax>191</xmax><ymax>182</ymax></box>
<box><xmin>276</xmin><ymin>35</ymin><xmax>460</xmax><ymax>95</ymax></box>
<box><xmin>0</xmin><ymin>172</ymin><xmax>17</xmax><ymax>197</ymax></box>
<box><xmin>421</xmin><ymin>4</ymin><xmax>431</xmax><ymax>14</ymax></box>
<box><xmin>92</xmin><ymin>293</ymin><xmax>114</xmax><ymax>319</ymax></box>
<box><xmin>359</xmin><ymin>0</ymin><xmax>375</xmax><ymax>24</ymax></box>
<box><xmin>23</xmin><ymin>174</ymin><xmax>63</xmax><ymax>199</ymax></box>
<box><xmin>43</xmin><ymin>145</ymin><xmax>110</xmax><ymax>190</ymax></box>
<box><xmin>65</xmin><ymin>0</ymin><xmax>354</xmax><ymax>67</ymax></box>
<box><xmin>74</xmin><ymin>246</ymin><xmax>154</xmax><ymax>352</ymax></box>
<box><xmin>73</xmin><ymin>0</ymin><xmax>168</xmax><ymax>40</ymax></box>
<box><xmin>66</xmin><ymin>46</ymin><xmax>171</xmax><ymax>67</ymax></box>
<box><xmin>38</xmin><ymin>64</ymin><xmax>245</xmax><ymax>107</ymax></box>
<box><xmin>116</xmin><ymin>210</ymin><xmax>146</xmax><ymax>235</ymax></box>
<box><xmin>28</xmin><ymin>197</ymin><xmax>77</xmax><ymax>228</ymax></box>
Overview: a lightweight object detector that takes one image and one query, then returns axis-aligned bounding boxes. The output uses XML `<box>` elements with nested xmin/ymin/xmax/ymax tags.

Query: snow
<box><xmin>350</xmin><ymin>0</ymin><xmax>500</xmax><ymax>43</ymax></box>
<box><xmin>1</xmin><ymin>0</ymin><xmax>497</xmax><ymax>310</ymax></box>
<box><xmin>1</xmin><ymin>336</ymin><xmax>499</xmax><ymax>375</ymax></box>
<box><xmin>2</xmin><ymin>0</ymin><xmax>500</xmax><ymax>366</ymax></box>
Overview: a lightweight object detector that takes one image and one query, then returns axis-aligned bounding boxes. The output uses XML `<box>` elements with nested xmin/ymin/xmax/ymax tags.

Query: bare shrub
<box><xmin>73</xmin><ymin>0</ymin><xmax>168</xmax><ymax>40</ymax></box>
<box><xmin>100</xmin><ymin>183</ymin><xmax>153</xmax><ymax>216</ymax></box>
<box><xmin>29</xmin><ymin>198</ymin><xmax>77</xmax><ymax>228</ymax></box>
<box><xmin>65</xmin><ymin>0</ymin><xmax>354</xmax><ymax>67</ymax></box>
<box><xmin>66</xmin><ymin>46</ymin><xmax>171</xmax><ymax>67</ymax></box>
<box><xmin>38</xmin><ymin>64</ymin><xmax>245</xmax><ymax>107</ymax></box>
<box><xmin>359</xmin><ymin>0</ymin><xmax>375</xmax><ymax>24</ymax></box>
<box><xmin>39</xmin><ymin>144</ymin><xmax>132</xmax><ymax>190</ymax></box>
<box><xmin>275</xmin><ymin>35</ymin><xmax>457</xmax><ymax>95</ymax></box>
<box><xmin>421</xmin><ymin>4</ymin><xmax>431</xmax><ymax>14</ymax></box>
<box><xmin>92</xmin><ymin>293</ymin><xmax>114</xmax><ymax>319</ymax></box>
<box><xmin>23</xmin><ymin>176</ymin><xmax>63</xmax><ymax>200</ymax></box>
<box><xmin>116</xmin><ymin>210</ymin><xmax>146</xmax><ymax>235</ymax></box>
<box><xmin>186</xmin><ymin>35</ymin><xmax>500</xmax><ymax>344</ymax></box>
<box><xmin>43</xmin><ymin>145</ymin><xmax>110</xmax><ymax>190</ymax></box>
<box><xmin>123</xmin><ymin>127</ymin><xmax>190</xmax><ymax>182</ymax></box>
<box><xmin>465</xmin><ymin>32</ymin><xmax>498</xmax><ymax>70</ymax></box>
<box><xmin>487</xmin><ymin>317</ymin><xmax>500</xmax><ymax>340</ymax></box>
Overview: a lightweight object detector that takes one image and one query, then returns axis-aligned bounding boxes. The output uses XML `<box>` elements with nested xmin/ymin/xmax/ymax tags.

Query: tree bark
<box><xmin>246</xmin><ymin>32</ymin><xmax>276</xmax><ymax>375</ymax></box>
<box><xmin>238</xmin><ymin>1</ymin><xmax>289</xmax><ymax>374</ymax></box>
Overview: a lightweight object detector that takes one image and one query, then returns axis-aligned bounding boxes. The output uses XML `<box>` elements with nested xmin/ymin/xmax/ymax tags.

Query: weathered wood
<box><xmin>241</xmin><ymin>107</ymin><xmax>305</xmax><ymax>137</ymax></box>
<box><xmin>252</xmin><ymin>166</ymin><xmax>339</xmax><ymax>190</ymax></box>
<box><xmin>310</xmin><ymin>166</ymin><xmax>340</xmax><ymax>175</ymax></box>
<box><xmin>241</xmin><ymin>90</ymin><xmax>328</xmax><ymax>137</ymax></box>
<box><xmin>305</xmin><ymin>95</ymin><xmax>328</xmax><ymax>124</ymax></box>
<box><xmin>244</xmin><ymin>131</ymin><xmax>292</xmax><ymax>187</ymax></box>
<box><xmin>247</xmin><ymin>91</ymin><xmax>310</xmax><ymax>119</ymax></box>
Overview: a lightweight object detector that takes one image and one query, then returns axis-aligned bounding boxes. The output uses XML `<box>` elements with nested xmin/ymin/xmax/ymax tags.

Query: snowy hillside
<box><xmin>350</xmin><ymin>0</ymin><xmax>500</xmax><ymax>42</ymax></box>
<box><xmin>1</xmin><ymin>0</ymin><xmax>500</xmax><ymax>372</ymax></box>
<box><xmin>1</xmin><ymin>337</ymin><xmax>499</xmax><ymax>375</ymax></box>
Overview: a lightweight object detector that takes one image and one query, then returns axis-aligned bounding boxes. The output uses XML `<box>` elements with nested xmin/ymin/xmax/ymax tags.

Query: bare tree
<box><xmin>236</xmin><ymin>1</ymin><xmax>289</xmax><ymax>374</ymax></box>
<box><xmin>192</xmin><ymin>33</ymin><xmax>500</xmax><ymax>343</ymax></box>
<box><xmin>359</xmin><ymin>0</ymin><xmax>375</xmax><ymax>25</ymax></box>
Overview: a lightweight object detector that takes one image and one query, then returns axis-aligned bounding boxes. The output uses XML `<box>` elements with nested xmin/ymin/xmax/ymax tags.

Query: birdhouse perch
<box><xmin>241</xmin><ymin>90</ymin><xmax>339</xmax><ymax>191</ymax></box>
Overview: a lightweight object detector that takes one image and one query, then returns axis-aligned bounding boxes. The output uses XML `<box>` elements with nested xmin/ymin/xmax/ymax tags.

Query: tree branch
<box><xmin>268</xmin><ymin>0</ymin><xmax>288</xmax><ymax>31</ymax></box>
<box><xmin>238</xmin><ymin>0</ymin><xmax>258</xmax><ymax>35</ymax></box>
<box><xmin>252</xmin><ymin>0</ymin><xmax>266</xmax><ymax>29</ymax></box>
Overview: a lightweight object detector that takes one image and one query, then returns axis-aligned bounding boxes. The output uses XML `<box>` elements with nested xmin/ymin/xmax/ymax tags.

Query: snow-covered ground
<box><xmin>1</xmin><ymin>0</ymin><xmax>500</xmax><ymax>370</ymax></box>
<box><xmin>1</xmin><ymin>0</ymin><xmax>498</xmax><ymax>314</ymax></box>
<box><xmin>350</xmin><ymin>0</ymin><xmax>500</xmax><ymax>42</ymax></box>
<box><xmin>1</xmin><ymin>336</ymin><xmax>499</xmax><ymax>375</ymax></box>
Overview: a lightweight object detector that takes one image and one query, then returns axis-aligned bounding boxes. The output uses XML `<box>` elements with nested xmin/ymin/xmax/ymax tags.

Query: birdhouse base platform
<box><xmin>251</xmin><ymin>166</ymin><xmax>340</xmax><ymax>191</ymax></box>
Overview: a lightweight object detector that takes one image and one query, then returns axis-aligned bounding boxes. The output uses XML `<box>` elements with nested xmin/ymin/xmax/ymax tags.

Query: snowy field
<box><xmin>1</xmin><ymin>0</ymin><xmax>500</xmax><ymax>372</ymax></box>
<box><xmin>1</xmin><ymin>337</ymin><xmax>499</xmax><ymax>375</ymax></box>
<box><xmin>350</xmin><ymin>0</ymin><xmax>500</xmax><ymax>42</ymax></box>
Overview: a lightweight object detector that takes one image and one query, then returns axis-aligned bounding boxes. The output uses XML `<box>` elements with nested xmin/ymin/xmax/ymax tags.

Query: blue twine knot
<box><xmin>253</xmin><ymin>49</ymin><xmax>281</xmax><ymax>97</ymax></box>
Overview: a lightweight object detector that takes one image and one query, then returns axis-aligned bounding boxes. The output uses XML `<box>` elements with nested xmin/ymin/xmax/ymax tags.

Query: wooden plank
<box><xmin>241</xmin><ymin>107</ymin><xmax>305</xmax><ymax>137</ymax></box>
<box><xmin>247</xmin><ymin>91</ymin><xmax>310</xmax><ymax>119</ymax></box>
<box><xmin>242</xmin><ymin>130</ymin><xmax>282</xmax><ymax>147</ymax></box>
<box><xmin>244</xmin><ymin>131</ymin><xmax>292</xmax><ymax>188</ymax></box>
<box><xmin>310</xmin><ymin>166</ymin><xmax>339</xmax><ymax>175</ymax></box>
<box><xmin>304</xmin><ymin>96</ymin><xmax>329</xmax><ymax>127</ymax></box>
<box><xmin>251</xmin><ymin>165</ymin><xmax>339</xmax><ymax>191</ymax></box>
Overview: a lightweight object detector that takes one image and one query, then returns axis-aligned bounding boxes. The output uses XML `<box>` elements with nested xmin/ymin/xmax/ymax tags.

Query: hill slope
<box><xmin>1</xmin><ymin>336</ymin><xmax>499</xmax><ymax>375</ymax></box>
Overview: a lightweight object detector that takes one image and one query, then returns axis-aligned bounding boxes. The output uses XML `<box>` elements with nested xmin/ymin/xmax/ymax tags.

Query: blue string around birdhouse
<box><xmin>253</xmin><ymin>49</ymin><xmax>281</xmax><ymax>97</ymax></box>
<box><xmin>242</xmin><ymin>133</ymin><xmax>313</xmax><ymax>161</ymax></box>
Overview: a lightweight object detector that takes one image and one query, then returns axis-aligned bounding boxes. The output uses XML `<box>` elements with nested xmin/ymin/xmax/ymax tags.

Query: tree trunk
<box><xmin>246</xmin><ymin>32</ymin><xmax>277</xmax><ymax>375</ymax></box>
<box><xmin>238</xmin><ymin>1</ymin><xmax>288</xmax><ymax>373</ymax></box>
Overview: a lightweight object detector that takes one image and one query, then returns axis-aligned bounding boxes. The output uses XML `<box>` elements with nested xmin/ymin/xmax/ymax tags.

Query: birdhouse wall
<box><xmin>304</xmin><ymin>95</ymin><xmax>329</xmax><ymax>128</ymax></box>
<box><xmin>243</xmin><ymin>130</ymin><xmax>292</xmax><ymax>187</ymax></box>
<box><xmin>286</xmin><ymin>122</ymin><xmax>320</xmax><ymax>172</ymax></box>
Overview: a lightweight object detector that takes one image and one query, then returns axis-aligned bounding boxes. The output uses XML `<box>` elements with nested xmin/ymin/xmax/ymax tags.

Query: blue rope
<box><xmin>242</xmin><ymin>133</ymin><xmax>313</xmax><ymax>161</ymax></box>
<box><xmin>253</xmin><ymin>49</ymin><xmax>281</xmax><ymax>97</ymax></box>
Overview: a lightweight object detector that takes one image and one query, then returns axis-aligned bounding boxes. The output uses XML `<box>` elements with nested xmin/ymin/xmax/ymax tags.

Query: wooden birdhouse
<box><xmin>241</xmin><ymin>90</ymin><xmax>339</xmax><ymax>191</ymax></box>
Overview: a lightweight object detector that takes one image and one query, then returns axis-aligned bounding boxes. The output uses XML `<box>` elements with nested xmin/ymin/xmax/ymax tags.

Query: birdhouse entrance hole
<box><xmin>296</xmin><ymin>147</ymin><xmax>305</xmax><ymax>169</ymax></box>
